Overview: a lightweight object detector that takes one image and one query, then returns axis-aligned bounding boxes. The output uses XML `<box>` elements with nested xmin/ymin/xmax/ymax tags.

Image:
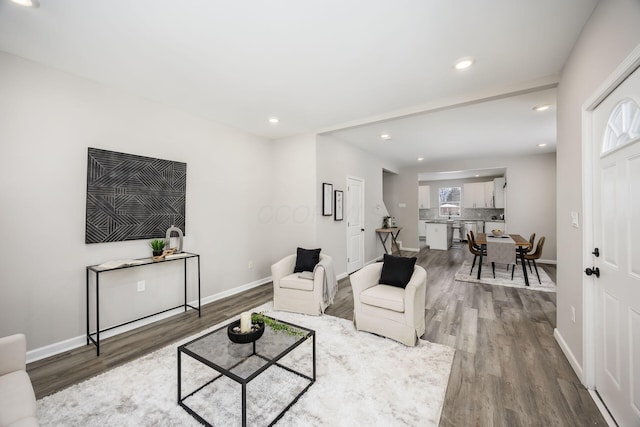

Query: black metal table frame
<box><xmin>178</xmin><ymin>317</ymin><xmax>316</xmax><ymax>427</ymax></box>
<box><xmin>376</xmin><ymin>228</ymin><xmax>402</xmax><ymax>254</ymax></box>
<box><xmin>86</xmin><ymin>252</ymin><xmax>201</xmax><ymax>356</ymax></box>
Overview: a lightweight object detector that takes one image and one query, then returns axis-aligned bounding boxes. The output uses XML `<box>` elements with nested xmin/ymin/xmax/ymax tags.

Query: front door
<box><xmin>591</xmin><ymin>63</ymin><xmax>640</xmax><ymax>426</ymax></box>
<box><xmin>346</xmin><ymin>176</ymin><xmax>364</xmax><ymax>273</ymax></box>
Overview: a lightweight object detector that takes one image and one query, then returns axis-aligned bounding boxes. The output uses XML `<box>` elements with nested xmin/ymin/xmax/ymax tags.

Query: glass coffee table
<box><xmin>177</xmin><ymin>315</ymin><xmax>315</xmax><ymax>427</ymax></box>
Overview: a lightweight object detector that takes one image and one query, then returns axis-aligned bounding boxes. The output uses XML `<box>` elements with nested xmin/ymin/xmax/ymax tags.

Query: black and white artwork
<box><xmin>334</xmin><ymin>190</ymin><xmax>343</xmax><ymax>221</ymax></box>
<box><xmin>322</xmin><ymin>183</ymin><xmax>333</xmax><ymax>216</ymax></box>
<box><xmin>85</xmin><ymin>148</ymin><xmax>186</xmax><ymax>244</ymax></box>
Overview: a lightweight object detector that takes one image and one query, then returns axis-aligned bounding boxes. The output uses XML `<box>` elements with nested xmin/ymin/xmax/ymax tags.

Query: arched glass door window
<box><xmin>602</xmin><ymin>98</ymin><xmax>640</xmax><ymax>154</ymax></box>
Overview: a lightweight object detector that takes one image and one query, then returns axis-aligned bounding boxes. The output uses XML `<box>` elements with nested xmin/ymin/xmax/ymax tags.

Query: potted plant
<box><xmin>149</xmin><ymin>239</ymin><xmax>165</xmax><ymax>257</ymax></box>
<box><xmin>251</xmin><ymin>312</ymin><xmax>307</xmax><ymax>338</ymax></box>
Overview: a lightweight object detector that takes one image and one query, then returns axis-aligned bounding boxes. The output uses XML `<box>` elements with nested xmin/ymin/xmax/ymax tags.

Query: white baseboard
<box><xmin>397</xmin><ymin>240</ymin><xmax>419</xmax><ymax>252</ymax></box>
<box><xmin>587</xmin><ymin>389</ymin><xmax>618</xmax><ymax>427</ymax></box>
<box><xmin>538</xmin><ymin>258</ymin><xmax>557</xmax><ymax>265</ymax></box>
<box><xmin>554</xmin><ymin>328</ymin><xmax>584</xmax><ymax>380</ymax></box>
<box><xmin>27</xmin><ymin>276</ymin><xmax>272</xmax><ymax>364</ymax></box>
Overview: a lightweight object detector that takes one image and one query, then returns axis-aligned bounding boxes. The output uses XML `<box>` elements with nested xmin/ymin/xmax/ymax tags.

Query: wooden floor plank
<box><xmin>27</xmin><ymin>247</ymin><xmax>606</xmax><ymax>426</ymax></box>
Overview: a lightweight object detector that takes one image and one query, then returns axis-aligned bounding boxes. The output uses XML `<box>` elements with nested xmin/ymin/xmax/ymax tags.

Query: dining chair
<box><xmin>467</xmin><ymin>233</ymin><xmax>486</xmax><ymax>275</ymax></box>
<box><xmin>524</xmin><ymin>233</ymin><xmax>536</xmax><ymax>271</ymax></box>
<box><xmin>524</xmin><ymin>236</ymin><xmax>546</xmax><ymax>284</ymax></box>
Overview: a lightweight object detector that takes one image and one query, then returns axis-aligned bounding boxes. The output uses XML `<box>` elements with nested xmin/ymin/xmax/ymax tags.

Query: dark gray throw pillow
<box><xmin>294</xmin><ymin>247</ymin><xmax>321</xmax><ymax>273</ymax></box>
<box><xmin>379</xmin><ymin>254</ymin><xmax>417</xmax><ymax>288</ymax></box>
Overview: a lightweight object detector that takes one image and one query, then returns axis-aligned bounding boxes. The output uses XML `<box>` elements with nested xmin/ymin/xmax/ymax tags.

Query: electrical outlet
<box><xmin>137</xmin><ymin>280</ymin><xmax>145</xmax><ymax>292</ymax></box>
<box><xmin>571</xmin><ymin>306</ymin><xmax>576</xmax><ymax>323</ymax></box>
<box><xmin>248</xmin><ymin>261</ymin><xmax>253</xmax><ymax>269</ymax></box>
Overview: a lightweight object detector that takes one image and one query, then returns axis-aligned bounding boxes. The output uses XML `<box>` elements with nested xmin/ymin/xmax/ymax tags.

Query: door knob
<box><xmin>585</xmin><ymin>267</ymin><xmax>600</xmax><ymax>278</ymax></box>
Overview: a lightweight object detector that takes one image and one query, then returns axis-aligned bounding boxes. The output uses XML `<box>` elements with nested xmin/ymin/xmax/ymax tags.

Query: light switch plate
<box><xmin>398</xmin><ymin>203</ymin><xmax>406</xmax><ymax>208</ymax></box>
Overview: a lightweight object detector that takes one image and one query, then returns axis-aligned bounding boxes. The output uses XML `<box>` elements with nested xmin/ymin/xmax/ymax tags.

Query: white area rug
<box><xmin>455</xmin><ymin>260</ymin><xmax>556</xmax><ymax>292</ymax></box>
<box><xmin>37</xmin><ymin>304</ymin><xmax>455</xmax><ymax>426</ymax></box>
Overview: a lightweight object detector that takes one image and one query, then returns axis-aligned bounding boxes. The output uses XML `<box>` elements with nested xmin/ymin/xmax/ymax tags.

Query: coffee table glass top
<box><xmin>181</xmin><ymin>316</ymin><xmax>313</xmax><ymax>381</ymax></box>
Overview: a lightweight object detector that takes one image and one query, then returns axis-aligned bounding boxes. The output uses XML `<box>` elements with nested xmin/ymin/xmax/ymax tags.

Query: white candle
<box><xmin>240</xmin><ymin>312</ymin><xmax>251</xmax><ymax>333</ymax></box>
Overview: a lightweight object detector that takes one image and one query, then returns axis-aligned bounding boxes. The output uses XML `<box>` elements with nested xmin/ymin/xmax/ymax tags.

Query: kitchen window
<box><xmin>439</xmin><ymin>187</ymin><xmax>461</xmax><ymax>217</ymax></box>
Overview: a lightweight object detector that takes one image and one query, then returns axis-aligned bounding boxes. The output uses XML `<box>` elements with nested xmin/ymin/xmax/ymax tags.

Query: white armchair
<box><xmin>350</xmin><ymin>262</ymin><xmax>427</xmax><ymax>346</ymax></box>
<box><xmin>272</xmin><ymin>253</ymin><xmax>332</xmax><ymax>316</ymax></box>
<box><xmin>0</xmin><ymin>334</ymin><xmax>39</xmax><ymax>427</ymax></box>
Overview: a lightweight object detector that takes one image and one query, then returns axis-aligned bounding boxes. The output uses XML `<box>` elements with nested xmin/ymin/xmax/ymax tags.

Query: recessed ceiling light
<box><xmin>268</xmin><ymin>117</ymin><xmax>279</xmax><ymax>124</ymax></box>
<box><xmin>10</xmin><ymin>0</ymin><xmax>39</xmax><ymax>7</ymax></box>
<box><xmin>537</xmin><ymin>143</ymin><xmax>548</xmax><ymax>147</ymax></box>
<box><xmin>454</xmin><ymin>57</ymin><xmax>474</xmax><ymax>70</ymax></box>
<box><xmin>475</xmin><ymin>174</ymin><xmax>480</xmax><ymax>177</ymax></box>
<box><xmin>417</xmin><ymin>157</ymin><xmax>424</xmax><ymax>161</ymax></box>
<box><xmin>533</xmin><ymin>105</ymin><xmax>551</xmax><ymax>112</ymax></box>
<box><xmin>380</xmin><ymin>134</ymin><xmax>392</xmax><ymax>140</ymax></box>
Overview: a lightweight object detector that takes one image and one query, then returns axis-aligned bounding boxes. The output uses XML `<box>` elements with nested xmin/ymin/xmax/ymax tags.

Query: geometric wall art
<box><xmin>85</xmin><ymin>147</ymin><xmax>186</xmax><ymax>244</ymax></box>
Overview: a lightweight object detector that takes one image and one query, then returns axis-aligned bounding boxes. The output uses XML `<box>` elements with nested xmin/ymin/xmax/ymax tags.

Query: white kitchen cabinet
<box><xmin>426</xmin><ymin>222</ymin><xmax>453</xmax><ymax>250</ymax></box>
<box><xmin>463</xmin><ymin>182</ymin><xmax>493</xmax><ymax>208</ymax></box>
<box><xmin>418</xmin><ymin>220</ymin><xmax>428</xmax><ymax>238</ymax></box>
<box><xmin>418</xmin><ymin>185</ymin><xmax>430</xmax><ymax>209</ymax></box>
<box><xmin>494</xmin><ymin>177</ymin><xmax>506</xmax><ymax>208</ymax></box>
<box><xmin>484</xmin><ymin>181</ymin><xmax>494</xmax><ymax>207</ymax></box>
<box><xmin>464</xmin><ymin>181</ymin><xmax>496</xmax><ymax>208</ymax></box>
<box><xmin>463</xmin><ymin>183</ymin><xmax>479</xmax><ymax>208</ymax></box>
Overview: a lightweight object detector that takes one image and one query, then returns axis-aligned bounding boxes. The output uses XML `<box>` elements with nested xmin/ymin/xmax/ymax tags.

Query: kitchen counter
<box><xmin>425</xmin><ymin>222</ymin><xmax>453</xmax><ymax>250</ymax></box>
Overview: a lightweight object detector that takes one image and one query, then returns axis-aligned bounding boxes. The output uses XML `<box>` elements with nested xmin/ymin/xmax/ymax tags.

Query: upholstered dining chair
<box><xmin>467</xmin><ymin>232</ymin><xmax>486</xmax><ymax>275</ymax></box>
<box><xmin>524</xmin><ymin>236</ymin><xmax>546</xmax><ymax>284</ymax></box>
<box><xmin>509</xmin><ymin>232</ymin><xmax>536</xmax><ymax>275</ymax></box>
<box><xmin>350</xmin><ymin>255</ymin><xmax>427</xmax><ymax>346</ymax></box>
<box><xmin>271</xmin><ymin>250</ymin><xmax>333</xmax><ymax>316</ymax></box>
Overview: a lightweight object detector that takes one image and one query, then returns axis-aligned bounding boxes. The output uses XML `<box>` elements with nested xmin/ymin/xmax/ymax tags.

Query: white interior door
<box><xmin>346</xmin><ymin>176</ymin><xmax>364</xmax><ymax>273</ymax></box>
<box><xmin>591</xmin><ymin>64</ymin><xmax>640</xmax><ymax>426</ymax></box>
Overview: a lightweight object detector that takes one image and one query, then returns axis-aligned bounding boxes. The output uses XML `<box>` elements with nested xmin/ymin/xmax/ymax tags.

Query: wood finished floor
<box><xmin>28</xmin><ymin>247</ymin><xmax>606</xmax><ymax>426</ymax></box>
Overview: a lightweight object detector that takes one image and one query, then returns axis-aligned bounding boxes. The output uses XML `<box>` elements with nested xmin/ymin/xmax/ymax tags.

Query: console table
<box><xmin>375</xmin><ymin>227</ymin><xmax>402</xmax><ymax>255</ymax></box>
<box><xmin>86</xmin><ymin>252</ymin><xmax>201</xmax><ymax>356</ymax></box>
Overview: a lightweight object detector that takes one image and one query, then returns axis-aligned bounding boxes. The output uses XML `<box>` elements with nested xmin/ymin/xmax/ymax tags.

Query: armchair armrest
<box><xmin>403</xmin><ymin>266</ymin><xmax>427</xmax><ymax>324</ymax></box>
<box><xmin>350</xmin><ymin>262</ymin><xmax>383</xmax><ymax>305</ymax></box>
<box><xmin>0</xmin><ymin>334</ymin><xmax>27</xmax><ymax>376</ymax></box>
<box><xmin>271</xmin><ymin>254</ymin><xmax>297</xmax><ymax>286</ymax></box>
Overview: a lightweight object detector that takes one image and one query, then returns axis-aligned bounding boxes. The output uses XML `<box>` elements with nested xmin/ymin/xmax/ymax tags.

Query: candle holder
<box><xmin>227</xmin><ymin>319</ymin><xmax>265</xmax><ymax>344</ymax></box>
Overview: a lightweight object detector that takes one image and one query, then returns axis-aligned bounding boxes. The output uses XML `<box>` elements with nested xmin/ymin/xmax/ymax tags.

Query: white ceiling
<box><xmin>0</xmin><ymin>0</ymin><xmax>597</xmax><ymax>165</ymax></box>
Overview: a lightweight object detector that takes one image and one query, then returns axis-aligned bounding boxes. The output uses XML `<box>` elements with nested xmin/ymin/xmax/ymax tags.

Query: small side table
<box><xmin>375</xmin><ymin>227</ymin><xmax>402</xmax><ymax>255</ymax></box>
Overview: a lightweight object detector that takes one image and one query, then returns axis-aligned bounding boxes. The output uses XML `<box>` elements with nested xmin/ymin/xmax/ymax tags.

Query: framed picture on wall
<box><xmin>334</xmin><ymin>190</ymin><xmax>343</xmax><ymax>221</ymax></box>
<box><xmin>322</xmin><ymin>183</ymin><xmax>333</xmax><ymax>216</ymax></box>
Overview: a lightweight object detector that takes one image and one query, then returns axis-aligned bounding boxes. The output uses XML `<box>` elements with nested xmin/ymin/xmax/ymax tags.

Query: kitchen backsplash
<box><xmin>419</xmin><ymin>208</ymin><xmax>505</xmax><ymax>221</ymax></box>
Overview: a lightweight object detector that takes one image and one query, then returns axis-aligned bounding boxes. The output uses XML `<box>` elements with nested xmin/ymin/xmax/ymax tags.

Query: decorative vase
<box><xmin>152</xmin><ymin>250</ymin><xmax>163</xmax><ymax>257</ymax></box>
<box><xmin>165</xmin><ymin>225</ymin><xmax>183</xmax><ymax>253</ymax></box>
<box><xmin>227</xmin><ymin>319</ymin><xmax>265</xmax><ymax>344</ymax></box>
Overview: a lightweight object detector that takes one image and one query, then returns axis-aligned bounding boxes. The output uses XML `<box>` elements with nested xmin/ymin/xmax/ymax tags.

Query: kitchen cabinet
<box><xmin>463</xmin><ymin>182</ymin><xmax>494</xmax><ymax>208</ymax></box>
<box><xmin>463</xmin><ymin>183</ymin><xmax>479</xmax><ymax>208</ymax></box>
<box><xmin>426</xmin><ymin>222</ymin><xmax>453</xmax><ymax>250</ymax></box>
<box><xmin>418</xmin><ymin>185</ymin><xmax>430</xmax><ymax>209</ymax></box>
<box><xmin>418</xmin><ymin>220</ymin><xmax>428</xmax><ymax>238</ymax></box>
<box><xmin>484</xmin><ymin>181</ymin><xmax>494</xmax><ymax>208</ymax></box>
<box><xmin>494</xmin><ymin>177</ymin><xmax>506</xmax><ymax>208</ymax></box>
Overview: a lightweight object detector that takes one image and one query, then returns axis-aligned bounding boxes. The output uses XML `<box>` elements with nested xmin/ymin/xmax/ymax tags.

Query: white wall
<box><xmin>269</xmin><ymin>134</ymin><xmax>317</xmax><ymax>261</ymax></box>
<box><xmin>316</xmin><ymin>135</ymin><xmax>398</xmax><ymax>273</ymax></box>
<box><xmin>556</xmin><ymin>0</ymin><xmax>640</xmax><ymax>373</ymax></box>
<box><xmin>389</xmin><ymin>153</ymin><xmax>557</xmax><ymax>260</ymax></box>
<box><xmin>0</xmin><ymin>52</ymin><xmax>276</xmax><ymax>351</ymax></box>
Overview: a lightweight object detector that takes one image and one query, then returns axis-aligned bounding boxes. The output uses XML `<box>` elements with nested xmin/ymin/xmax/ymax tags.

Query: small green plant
<box><xmin>149</xmin><ymin>239</ymin><xmax>165</xmax><ymax>251</ymax></box>
<box><xmin>251</xmin><ymin>312</ymin><xmax>307</xmax><ymax>338</ymax></box>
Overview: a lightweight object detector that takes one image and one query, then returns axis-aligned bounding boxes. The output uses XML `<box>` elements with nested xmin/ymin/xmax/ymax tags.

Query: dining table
<box><xmin>474</xmin><ymin>233</ymin><xmax>532</xmax><ymax>286</ymax></box>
